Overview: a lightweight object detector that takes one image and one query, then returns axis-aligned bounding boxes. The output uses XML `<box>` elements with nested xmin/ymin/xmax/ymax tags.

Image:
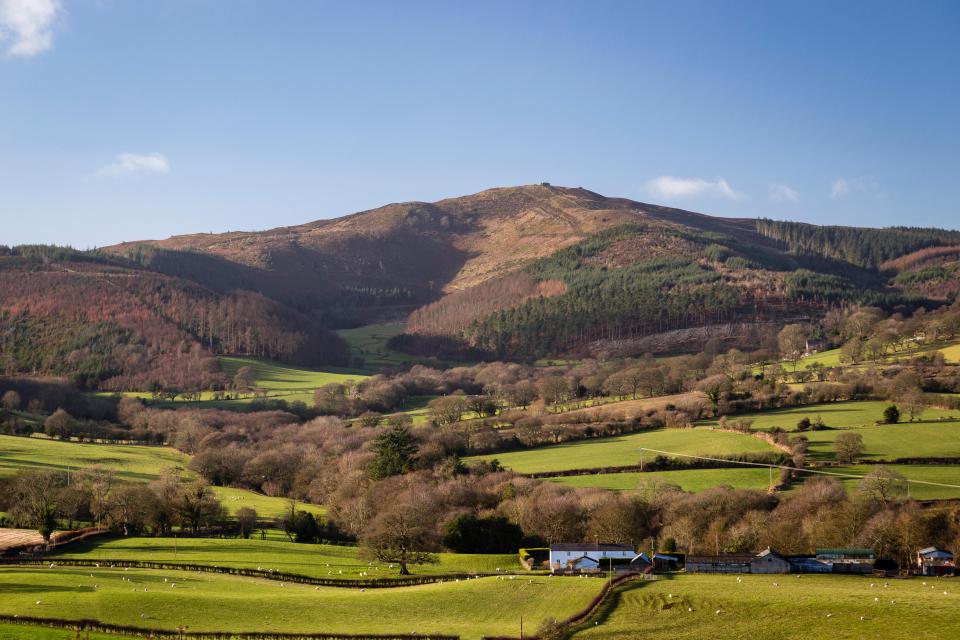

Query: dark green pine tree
<box><xmin>369</xmin><ymin>423</ymin><xmax>419</xmax><ymax>480</ymax></box>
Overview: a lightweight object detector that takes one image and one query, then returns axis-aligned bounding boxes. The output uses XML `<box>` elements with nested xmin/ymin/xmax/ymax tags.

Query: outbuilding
<box><xmin>750</xmin><ymin>548</ymin><xmax>791</xmax><ymax>574</ymax></box>
<box><xmin>916</xmin><ymin>547</ymin><xmax>955</xmax><ymax>576</ymax></box>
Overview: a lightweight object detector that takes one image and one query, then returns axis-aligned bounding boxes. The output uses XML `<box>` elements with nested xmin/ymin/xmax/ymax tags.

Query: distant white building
<box><xmin>549</xmin><ymin>543</ymin><xmax>634</xmax><ymax>572</ymax></box>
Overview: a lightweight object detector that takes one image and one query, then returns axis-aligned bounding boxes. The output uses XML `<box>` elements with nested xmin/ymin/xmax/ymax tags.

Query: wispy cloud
<box><xmin>0</xmin><ymin>0</ymin><xmax>63</xmax><ymax>58</ymax></box>
<box><xmin>97</xmin><ymin>152</ymin><xmax>171</xmax><ymax>178</ymax></box>
<box><xmin>645</xmin><ymin>176</ymin><xmax>743</xmax><ymax>201</ymax></box>
<box><xmin>830</xmin><ymin>178</ymin><xmax>850</xmax><ymax>199</ymax></box>
<box><xmin>769</xmin><ymin>182</ymin><xmax>799</xmax><ymax>203</ymax></box>
<box><xmin>830</xmin><ymin>176</ymin><xmax>879</xmax><ymax>199</ymax></box>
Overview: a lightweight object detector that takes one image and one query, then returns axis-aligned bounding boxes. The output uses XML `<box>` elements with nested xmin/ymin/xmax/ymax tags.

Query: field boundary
<box><xmin>0</xmin><ymin>614</ymin><xmax>458</xmax><ymax>640</ymax></box>
<box><xmin>2</xmin><ymin>558</ymin><xmax>514</xmax><ymax>589</ymax></box>
<box><xmin>483</xmin><ymin>572</ymin><xmax>643</xmax><ymax>640</ymax></box>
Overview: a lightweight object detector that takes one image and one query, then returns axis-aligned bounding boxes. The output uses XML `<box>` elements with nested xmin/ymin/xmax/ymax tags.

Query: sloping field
<box><xmin>0</xmin><ymin>566</ymin><xmax>601</xmax><ymax>640</ymax></box>
<box><xmin>52</xmin><ymin>536</ymin><xmax>518</xmax><ymax>579</ymax></box>
<box><xmin>0</xmin><ymin>435</ymin><xmax>188</xmax><ymax>482</ymax></box>
<box><xmin>219</xmin><ymin>356</ymin><xmax>367</xmax><ymax>390</ymax></box>
<box><xmin>572</xmin><ymin>574</ymin><xmax>960</xmax><ymax>640</ymax></box>
<box><xmin>467</xmin><ymin>428</ymin><xmax>776</xmax><ymax>474</ymax></box>
<box><xmin>701</xmin><ymin>401</ymin><xmax>959</xmax><ymax>432</ymax></box>
<box><xmin>0</xmin><ymin>435</ymin><xmax>320</xmax><ymax>519</ymax></box>
<box><xmin>804</xmin><ymin>464</ymin><xmax>960</xmax><ymax>500</ymax></box>
<box><xmin>551</xmin><ymin>468</ymin><xmax>773</xmax><ymax>492</ymax></box>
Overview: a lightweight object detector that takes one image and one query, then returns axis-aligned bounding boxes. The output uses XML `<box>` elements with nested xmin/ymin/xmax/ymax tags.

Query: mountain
<box><xmin>3</xmin><ymin>184</ymin><xmax>959</xmax><ymax>387</ymax></box>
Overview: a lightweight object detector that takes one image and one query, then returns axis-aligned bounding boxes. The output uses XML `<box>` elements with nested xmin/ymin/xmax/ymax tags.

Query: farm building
<box><xmin>815</xmin><ymin>548</ymin><xmax>875</xmax><ymax>574</ymax></box>
<box><xmin>686</xmin><ymin>549</ymin><xmax>790</xmax><ymax>574</ymax></box>
<box><xmin>549</xmin><ymin>543</ymin><xmax>634</xmax><ymax>572</ymax></box>
<box><xmin>628</xmin><ymin>553</ymin><xmax>653</xmax><ymax>573</ymax></box>
<box><xmin>752</xmin><ymin>548</ymin><xmax>791</xmax><ymax>574</ymax></box>
<box><xmin>652</xmin><ymin>553</ymin><xmax>681</xmax><ymax>572</ymax></box>
<box><xmin>685</xmin><ymin>554</ymin><xmax>754</xmax><ymax>574</ymax></box>
<box><xmin>788</xmin><ymin>557</ymin><xmax>832</xmax><ymax>574</ymax></box>
<box><xmin>916</xmin><ymin>547</ymin><xmax>955</xmax><ymax>576</ymax></box>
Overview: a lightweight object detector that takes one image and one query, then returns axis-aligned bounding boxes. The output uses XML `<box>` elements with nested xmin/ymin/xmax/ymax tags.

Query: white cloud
<box><xmin>97</xmin><ymin>152</ymin><xmax>171</xmax><ymax>178</ymax></box>
<box><xmin>0</xmin><ymin>0</ymin><xmax>63</xmax><ymax>58</ymax></box>
<box><xmin>645</xmin><ymin>176</ymin><xmax>743</xmax><ymax>201</ymax></box>
<box><xmin>769</xmin><ymin>182</ymin><xmax>799</xmax><ymax>203</ymax></box>
<box><xmin>830</xmin><ymin>178</ymin><xmax>850</xmax><ymax>199</ymax></box>
<box><xmin>830</xmin><ymin>176</ymin><xmax>880</xmax><ymax>199</ymax></box>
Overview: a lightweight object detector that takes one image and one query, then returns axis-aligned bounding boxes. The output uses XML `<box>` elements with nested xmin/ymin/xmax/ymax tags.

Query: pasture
<box><xmin>551</xmin><ymin>467</ymin><xmax>773</xmax><ymax>492</ymax></box>
<box><xmin>701</xmin><ymin>401</ymin><xmax>960</xmax><ymax>460</ymax></box>
<box><xmin>806</xmin><ymin>464</ymin><xmax>960</xmax><ymax>500</ymax></box>
<box><xmin>572</xmin><ymin>573</ymin><xmax>960</xmax><ymax>640</ymax></box>
<box><xmin>337</xmin><ymin>322</ymin><xmax>416</xmax><ymax>370</ymax></box>
<box><xmin>0</xmin><ymin>624</ymin><xmax>130</xmax><ymax>640</ymax></box>
<box><xmin>702</xmin><ymin>401</ymin><xmax>959</xmax><ymax>433</ymax></box>
<box><xmin>51</xmin><ymin>536</ymin><xmax>518</xmax><ymax>580</ymax></box>
<box><xmin>0</xmin><ymin>434</ymin><xmax>188</xmax><ymax>482</ymax></box>
<box><xmin>467</xmin><ymin>428</ymin><xmax>777</xmax><ymax>474</ymax></box>
<box><xmin>0</xmin><ymin>566</ymin><xmax>600</xmax><ymax>640</ymax></box>
<box><xmin>0</xmin><ymin>434</ymin><xmax>320</xmax><ymax>519</ymax></box>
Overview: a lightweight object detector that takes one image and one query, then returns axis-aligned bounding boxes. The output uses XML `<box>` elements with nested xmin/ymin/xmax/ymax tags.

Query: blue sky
<box><xmin>1</xmin><ymin>0</ymin><xmax>958</xmax><ymax>247</ymax></box>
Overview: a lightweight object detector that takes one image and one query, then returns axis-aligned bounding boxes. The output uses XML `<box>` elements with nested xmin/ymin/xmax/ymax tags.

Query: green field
<box><xmin>0</xmin><ymin>434</ymin><xmax>321</xmax><ymax>520</ymax></box>
<box><xmin>763</xmin><ymin>340</ymin><xmax>960</xmax><ymax>373</ymax></box>
<box><xmin>93</xmin><ymin>356</ymin><xmax>369</xmax><ymax>409</ymax></box>
<box><xmin>467</xmin><ymin>428</ymin><xmax>777</xmax><ymax>474</ymax></box>
<box><xmin>551</xmin><ymin>467</ymin><xmax>774</xmax><ymax>492</ymax></box>
<box><xmin>0</xmin><ymin>434</ymin><xmax>189</xmax><ymax>482</ymax></box>
<box><xmin>337</xmin><ymin>322</ymin><xmax>417</xmax><ymax>370</ymax></box>
<box><xmin>700</xmin><ymin>401</ymin><xmax>960</xmax><ymax>461</ymax></box>
<box><xmin>703</xmin><ymin>401</ymin><xmax>959</xmax><ymax>433</ymax></box>
<box><xmin>0</xmin><ymin>566</ymin><xmax>598</xmax><ymax>639</ymax></box>
<box><xmin>572</xmin><ymin>574</ymin><xmax>960</xmax><ymax>640</ymax></box>
<box><xmin>52</xmin><ymin>536</ymin><xmax>518</xmax><ymax>579</ymax></box>
<box><xmin>210</xmin><ymin>487</ymin><xmax>325</xmax><ymax>519</ymax></box>
<box><xmin>803</xmin><ymin>465</ymin><xmax>960</xmax><ymax>500</ymax></box>
<box><xmin>0</xmin><ymin>625</ymin><xmax>132</xmax><ymax>640</ymax></box>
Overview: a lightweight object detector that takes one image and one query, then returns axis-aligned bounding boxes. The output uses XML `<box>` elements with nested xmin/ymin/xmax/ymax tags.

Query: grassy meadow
<box><xmin>337</xmin><ymin>322</ymin><xmax>418</xmax><ymax>370</ymax></box>
<box><xmin>93</xmin><ymin>356</ymin><xmax>369</xmax><ymax>409</ymax></box>
<box><xmin>467</xmin><ymin>428</ymin><xmax>777</xmax><ymax>474</ymax></box>
<box><xmin>0</xmin><ymin>566</ymin><xmax>599</xmax><ymax>639</ymax></box>
<box><xmin>52</xmin><ymin>536</ymin><xmax>518</xmax><ymax>579</ymax></box>
<box><xmin>805</xmin><ymin>464</ymin><xmax>960</xmax><ymax>500</ymax></box>
<box><xmin>572</xmin><ymin>573</ymin><xmax>960</xmax><ymax>640</ymax></box>
<box><xmin>0</xmin><ymin>434</ymin><xmax>320</xmax><ymax>519</ymax></box>
<box><xmin>551</xmin><ymin>467</ymin><xmax>774</xmax><ymax>492</ymax></box>
<box><xmin>701</xmin><ymin>401</ymin><xmax>960</xmax><ymax>461</ymax></box>
<box><xmin>0</xmin><ymin>434</ymin><xmax>188</xmax><ymax>482</ymax></box>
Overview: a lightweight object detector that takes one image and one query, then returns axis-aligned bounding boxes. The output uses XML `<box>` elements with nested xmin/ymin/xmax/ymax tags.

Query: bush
<box><xmin>883</xmin><ymin>404</ymin><xmax>901</xmax><ymax>424</ymax></box>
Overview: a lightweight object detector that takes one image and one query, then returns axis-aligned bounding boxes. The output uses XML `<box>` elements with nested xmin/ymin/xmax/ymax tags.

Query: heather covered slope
<box><xmin>5</xmin><ymin>185</ymin><xmax>959</xmax><ymax>380</ymax></box>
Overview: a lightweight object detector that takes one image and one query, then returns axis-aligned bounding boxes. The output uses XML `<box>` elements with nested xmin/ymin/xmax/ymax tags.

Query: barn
<box><xmin>751</xmin><ymin>548</ymin><xmax>791</xmax><ymax>574</ymax></box>
<box><xmin>685</xmin><ymin>554</ymin><xmax>754</xmax><ymax>574</ymax></box>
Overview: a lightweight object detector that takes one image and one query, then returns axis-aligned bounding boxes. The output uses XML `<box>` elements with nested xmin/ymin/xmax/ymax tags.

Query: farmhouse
<box><xmin>549</xmin><ymin>543</ymin><xmax>634</xmax><ymax>572</ymax></box>
<box><xmin>815</xmin><ymin>548</ymin><xmax>875</xmax><ymax>574</ymax></box>
<box><xmin>916</xmin><ymin>547</ymin><xmax>955</xmax><ymax>576</ymax></box>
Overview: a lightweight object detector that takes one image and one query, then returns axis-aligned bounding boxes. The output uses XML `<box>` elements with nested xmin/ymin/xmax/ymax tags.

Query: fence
<box><xmin>1</xmin><ymin>558</ymin><xmax>508</xmax><ymax>589</ymax></box>
<box><xmin>0</xmin><ymin>615</ymin><xmax>458</xmax><ymax>640</ymax></box>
